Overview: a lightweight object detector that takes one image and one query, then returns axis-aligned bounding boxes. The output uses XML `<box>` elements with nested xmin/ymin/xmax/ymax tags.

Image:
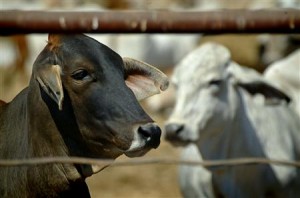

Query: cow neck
<box><xmin>0</xmin><ymin>88</ymin><xmax>30</xmax><ymax>159</ymax></box>
<box><xmin>230</xmin><ymin>89</ymin><xmax>267</xmax><ymax>158</ymax></box>
<box><xmin>198</xmin><ymin>87</ymin><xmax>266</xmax><ymax>160</ymax></box>
<box><xmin>27</xmin><ymin>80</ymin><xmax>94</xmax><ymax>179</ymax></box>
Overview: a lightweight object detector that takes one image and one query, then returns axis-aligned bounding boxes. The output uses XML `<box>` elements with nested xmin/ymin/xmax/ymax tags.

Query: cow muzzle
<box><xmin>125</xmin><ymin>123</ymin><xmax>161</xmax><ymax>157</ymax></box>
<box><xmin>164</xmin><ymin>122</ymin><xmax>189</xmax><ymax>146</ymax></box>
<box><xmin>138</xmin><ymin>123</ymin><xmax>161</xmax><ymax>149</ymax></box>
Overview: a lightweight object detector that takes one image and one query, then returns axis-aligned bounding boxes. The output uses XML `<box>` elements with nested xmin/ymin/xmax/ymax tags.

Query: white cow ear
<box><xmin>123</xmin><ymin>57</ymin><xmax>169</xmax><ymax>101</ymax></box>
<box><xmin>36</xmin><ymin>64</ymin><xmax>64</xmax><ymax>110</ymax></box>
<box><xmin>237</xmin><ymin>81</ymin><xmax>291</xmax><ymax>104</ymax></box>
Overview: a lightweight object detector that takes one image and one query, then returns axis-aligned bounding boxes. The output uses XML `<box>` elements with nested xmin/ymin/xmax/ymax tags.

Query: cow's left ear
<box><xmin>36</xmin><ymin>64</ymin><xmax>64</xmax><ymax>110</ymax></box>
<box><xmin>123</xmin><ymin>57</ymin><xmax>169</xmax><ymax>101</ymax></box>
<box><xmin>237</xmin><ymin>81</ymin><xmax>291</xmax><ymax>105</ymax></box>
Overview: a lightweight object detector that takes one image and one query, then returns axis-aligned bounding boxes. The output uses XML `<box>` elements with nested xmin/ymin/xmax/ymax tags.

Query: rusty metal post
<box><xmin>0</xmin><ymin>9</ymin><xmax>299</xmax><ymax>34</ymax></box>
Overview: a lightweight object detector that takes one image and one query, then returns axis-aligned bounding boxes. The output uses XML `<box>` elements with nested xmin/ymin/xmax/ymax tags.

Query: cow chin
<box><xmin>165</xmin><ymin>137</ymin><xmax>191</xmax><ymax>147</ymax></box>
<box><xmin>124</xmin><ymin>148</ymin><xmax>151</xmax><ymax>158</ymax></box>
<box><xmin>123</xmin><ymin>137</ymin><xmax>152</xmax><ymax>158</ymax></box>
<box><xmin>84</xmin><ymin>141</ymin><xmax>130</xmax><ymax>159</ymax></box>
<box><xmin>86</xmin><ymin>132</ymin><xmax>155</xmax><ymax>159</ymax></box>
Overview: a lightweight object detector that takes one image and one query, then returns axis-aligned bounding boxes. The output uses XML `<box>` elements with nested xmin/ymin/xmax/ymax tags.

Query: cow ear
<box><xmin>36</xmin><ymin>64</ymin><xmax>64</xmax><ymax>110</ymax></box>
<box><xmin>123</xmin><ymin>57</ymin><xmax>169</xmax><ymax>101</ymax></box>
<box><xmin>237</xmin><ymin>81</ymin><xmax>291</xmax><ymax>104</ymax></box>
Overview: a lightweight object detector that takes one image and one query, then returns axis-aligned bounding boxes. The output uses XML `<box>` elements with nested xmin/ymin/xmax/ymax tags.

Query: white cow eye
<box><xmin>209</xmin><ymin>79</ymin><xmax>222</xmax><ymax>86</ymax></box>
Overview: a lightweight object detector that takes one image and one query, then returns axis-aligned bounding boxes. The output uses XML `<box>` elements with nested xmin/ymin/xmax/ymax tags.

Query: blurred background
<box><xmin>0</xmin><ymin>0</ymin><xmax>299</xmax><ymax>197</ymax></box>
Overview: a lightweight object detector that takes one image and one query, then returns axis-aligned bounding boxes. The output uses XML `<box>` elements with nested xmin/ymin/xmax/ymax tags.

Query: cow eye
<box><xmin>71</xmin><ymin>69</ymin><xmax>90</xmax><ymax>81</ymax></box>
<box><xmin>209</xmin><ymin>79</ymin><xmax>222</xmax><ymax>85</ymax></box>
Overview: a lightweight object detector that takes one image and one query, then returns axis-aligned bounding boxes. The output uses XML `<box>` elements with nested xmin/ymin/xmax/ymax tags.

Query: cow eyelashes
<box><xmin>209</xmin><ymin>79</ymin><xmax>222</xmax><ymax>85</ymax></box>
<box><xmin>71</xmin><ymin>69</ymin><xmax>91</xmax><ymax>81</ymax></box>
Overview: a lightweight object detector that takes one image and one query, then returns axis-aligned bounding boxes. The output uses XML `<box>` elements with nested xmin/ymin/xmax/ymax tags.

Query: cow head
<box><xmin>165</xmin><ymin>43</ymin><xmax>290</xmax><ymax>147</ymax></box>
<box><xmin>32</xmin><ymin>34</ymin><xmax>168</xmax><ymax>163</ymax></box>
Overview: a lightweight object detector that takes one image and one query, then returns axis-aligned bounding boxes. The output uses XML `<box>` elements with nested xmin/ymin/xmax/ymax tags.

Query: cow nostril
<box><xmin>138</xmin><ymin>123</ymin><xmax>161</xmax><ymax>149</ymax></box>
<box><xmin>165</xmin><ymin>123</ymin><xmax>184</xmax><ymax>135</ymax></box>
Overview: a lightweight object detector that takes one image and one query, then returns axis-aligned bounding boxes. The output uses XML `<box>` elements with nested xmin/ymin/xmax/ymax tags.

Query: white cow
<box><xmin>264</xmin><ymin>49</ymin><xmax>300</xmax><ymax>118</ymax></box>
<box><xmin>179</xmin><ymin>144</ymin><xmax>214</xmax><ymax>198</ymax></box>
<box><xmin>165</xmin><ymin>43</ymin><xmax>300</xmax><ymax>198</ymax></box>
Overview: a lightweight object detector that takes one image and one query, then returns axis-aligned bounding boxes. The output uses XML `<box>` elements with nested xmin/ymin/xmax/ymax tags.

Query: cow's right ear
<box><xmin>237</xmin><ymin>81</ymin><xmax>291</xmax><ymax>105</ymax></box>
<box><xmin>123</xmin><ymin>57</ymin><xmax>169</xmax><ymax>101</ymax></box>
<box><xmin>36</xmin><ymin>64</ymin><xmax>64</xmax><ymax>110</ymax></box>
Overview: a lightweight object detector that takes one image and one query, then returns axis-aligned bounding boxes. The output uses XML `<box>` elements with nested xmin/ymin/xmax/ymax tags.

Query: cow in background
<box><xmin>165</xmin><ymin>43</ymin><xmax>300</xmax><ymax>198</ymax></box>
<box><xmin>178</xmin><ymin>144</ymin><xmax>214</xmax><ymax>198</ymax></box>
<box><xmin>264</xmin><ymin>49</ymin><xmax>300</xmax><ymax>117</ymax></box>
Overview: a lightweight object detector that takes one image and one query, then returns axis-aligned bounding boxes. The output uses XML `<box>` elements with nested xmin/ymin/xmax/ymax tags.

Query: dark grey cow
<box><xmin>0</xmin><ymin>34</ymin><xmax>168</xmax><ymax>197</ymax></box>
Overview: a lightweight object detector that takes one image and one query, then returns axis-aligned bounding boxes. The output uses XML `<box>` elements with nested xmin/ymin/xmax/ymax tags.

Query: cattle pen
<box><xmin>1</xmin><ymin>7</ymin><xmax>300</xmax><ymax>198</ymax></box>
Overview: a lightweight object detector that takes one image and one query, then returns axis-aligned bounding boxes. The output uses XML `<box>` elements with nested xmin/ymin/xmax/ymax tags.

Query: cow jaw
<box><xmin>92</xmin><ymin>164</ymin><xmax>110</xmax><ymax>174</ymax></box>
<box><xmin>89</xmin><ymin>123</ymin><xmax>162</xmax><ymax>174</ymax></box>
<box><xmin>83</xmin><ymin>121</ymin><xmax>161</xmax><ymax>159</ymax></box>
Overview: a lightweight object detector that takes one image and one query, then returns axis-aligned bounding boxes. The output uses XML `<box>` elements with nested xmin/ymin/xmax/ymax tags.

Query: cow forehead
<box><xmin>172</xmin><ymin>42</ymin><xmax>231</xmax><ymax>86</ymax></box>
<box><xmin>51</xmin><ymin>34</ymin><xmax>124</xmax><ymax>72</ymax></box>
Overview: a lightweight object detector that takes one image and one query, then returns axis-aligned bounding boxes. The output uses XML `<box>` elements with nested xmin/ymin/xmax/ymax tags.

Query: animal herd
<box><xmin>0</xmin><ymin>34</ymin><xmax>299</xmax><ymax>197</ymax></box>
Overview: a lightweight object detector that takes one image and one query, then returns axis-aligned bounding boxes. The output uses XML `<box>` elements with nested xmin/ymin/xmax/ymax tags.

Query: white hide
<box><xmin>166</xmin><ymin>43</ymin><xmax>300</xmax><ymax>197</ymax></box>
<box><xmin>264</xmin><ymin>49</ymin><xmax>300</xmax><ymax>118</ymax></box>
<box><xmin>169</xmin><ymin>43</ymin><xmax>232</xmax><ymax>143</ymax></box>
<box><xmin>179</xmin><ymin>144</ymin><xmax>214</xmax><ymax>198</ymax></box>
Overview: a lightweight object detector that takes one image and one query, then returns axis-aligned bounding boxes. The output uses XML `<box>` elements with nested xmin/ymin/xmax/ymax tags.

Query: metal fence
<box><xmin>0</xmin><ymin>9</ymin><xmax>299</xmax><ymax>35</ymax></box>
<box><xmin>0</xmin><ymin>157</ymin><xmax>299</xmax><ymax>168</ymax></box>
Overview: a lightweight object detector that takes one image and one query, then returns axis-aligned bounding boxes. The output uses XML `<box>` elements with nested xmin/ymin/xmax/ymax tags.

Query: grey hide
<box><xmin>264</xmin><ymin>49</ymin><xmax>300</xmax><ymax>118</ymax></box>
<box><xmin>165</xmin><ymin>42</ymin><xmax>300</xmax><ymax>198</ymax></box>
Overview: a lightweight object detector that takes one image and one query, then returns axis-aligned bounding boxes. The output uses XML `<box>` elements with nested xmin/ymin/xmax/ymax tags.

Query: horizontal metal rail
<box><xmin>0</xmin><ymin>9</ymin><xmax>300</xmax><ymax>35</ymax></box>
<box><xmin>0</xmin><ymin>157</ymin><xmax>299</xmax><ymax>168</ymax></box>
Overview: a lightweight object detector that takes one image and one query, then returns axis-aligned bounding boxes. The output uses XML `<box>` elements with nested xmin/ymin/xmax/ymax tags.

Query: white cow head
<box><xmin>165</xmin><ymin>43</ymin><xmax>290</xmax><ymax>147</ymax></box>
